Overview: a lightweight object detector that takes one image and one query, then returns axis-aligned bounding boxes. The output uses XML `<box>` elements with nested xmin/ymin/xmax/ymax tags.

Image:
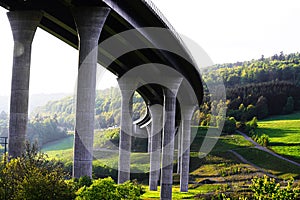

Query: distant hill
<box><xmin>29</xmin><ymin>93</ymin><xmax>70</xmax><ymax>114</ymax></box>
<box><xmin>30</xmin><ymin>52</ymin><xmax>300</xmax><ymax>130</ymax></box>
<box><xmin>202</xmin><ymin>51</ymin><xmax>300</xmax><ymax>88</ymax></box>
<box><xmin>31</xmin><ymin>87</ymin><xmax>146</xmax><ymax>130</ymax></box>
<box><xmin>198</xmin><ymin>52</ymin><xmax>300</xmax><ymax>125</ymax></box>
<box><xmin>0</xmin><ymin>93</ymin><xmax>69</xmax><ymax>114</ymax></box>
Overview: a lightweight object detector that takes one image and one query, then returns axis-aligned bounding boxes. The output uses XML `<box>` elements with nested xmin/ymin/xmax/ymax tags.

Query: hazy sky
<box><xmin>0</xmin><ymin>0</ymin><xmax>300</xmax><ymax>96</ymax></box>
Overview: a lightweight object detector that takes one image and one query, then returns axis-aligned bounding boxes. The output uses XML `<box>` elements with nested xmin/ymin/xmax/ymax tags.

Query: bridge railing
<box><xmin>141</xmin><ymin>0</ymin><xmax>198</xmax><ymax>68</ymax></box>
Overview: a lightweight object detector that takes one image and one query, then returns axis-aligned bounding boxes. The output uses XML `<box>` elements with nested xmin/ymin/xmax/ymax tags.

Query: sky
<box><xmin>0</xmin><ymin>0</ymin><xmax>300</xmax><ymax>96</ymax></box>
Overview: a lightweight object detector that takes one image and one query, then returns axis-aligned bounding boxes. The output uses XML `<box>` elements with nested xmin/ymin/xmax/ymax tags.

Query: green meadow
<box><xmin>40</xmin><ymin>118</ymin><xmax>300</xmax><ymax>199</ymax></box>
<box><xmin>257</xmin><ymin>112</ymin><xmax>300</xmax><ymax>163</ymax></box>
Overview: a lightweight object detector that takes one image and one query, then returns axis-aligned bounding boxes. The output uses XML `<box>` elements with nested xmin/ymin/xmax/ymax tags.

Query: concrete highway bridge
<box><xmin>0</xmin><ymin>0</ymin><xmax>203</xmax><ymax>199</ymax></box>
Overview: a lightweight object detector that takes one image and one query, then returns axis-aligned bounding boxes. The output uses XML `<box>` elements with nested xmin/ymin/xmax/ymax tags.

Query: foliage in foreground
<box><xmin>76</xmin><ymin>177</ymin><xmax>145</xmax><ymax>200</ymax></box>
<box><xmin>250</xmin><ymin>175</ymin><xmax>299</xmax><ymax>200</ymax></box>
<box><xmin>213</xmin><ymin>175</ymin><xmax>300</xmax><ymax>200</ymax></box>
<box><xmin>0</xmin><ymin>142</ymin><xmax>75</xmax><ymax>200</ymax></box>
<box><xmin>0</xmin><ymin>142</ymin><xmax>145</xmax><ymax>200</ymax></box>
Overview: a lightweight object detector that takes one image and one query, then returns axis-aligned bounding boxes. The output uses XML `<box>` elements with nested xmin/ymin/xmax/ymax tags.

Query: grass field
<box><xmin>257</xmin><ymin>111</ymin><xmax>300</xmax><ymax>163</ymax></box>
<box><xmin>141</xmin><ymin>184</ymin><xmax>226</xmax><ymax>200</ymax></box>
<box><xmin>236</xmin><ymin>148</ymin><xmax>300</xmax><ymax>179</ymax></box>
<box><xmin>40</xmin><ymin>125</ymin><xmax>300</xmax><ymax>199</ymax></box>
<box><xmin>41</xmin><ymin>135</ymin><xmax>74</xmax><ymax>162</ymax></box>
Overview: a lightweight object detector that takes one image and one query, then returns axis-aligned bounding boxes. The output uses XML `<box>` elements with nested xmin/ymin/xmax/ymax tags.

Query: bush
<box><xmin>76</xmin><ymin>177</ymin><xmax>117</xmax><ymax>200</ymax></box>
<box><xmin>222</xmin><ymin>117</ymin><xmax>236</xmax><ymax>134</ymax></box>
<box><xmin>78</xmin><ymin>176</ymin><xmax>92</xmax><ymax>188</ymax></box>
<box><xmin>206</xmin><ymin>176</ymin><xmax>299</xmax><ymax>200</ymax></box>
<box><xmin>246</xmin><ymin>117</ymin><xmax>258</xmax><ymax>130</ymax></box>
<box><xmin>250</xmin><ymin>175</ymin><xmax>299</xmax><ymax>200</ymax></box>
<box><xmin>75</xmin><ymin>177</ymin><xmax>145</xmax><ymax>200</ymax></box>
<box><xmin>0</xmin><ymin>142</ymin><xmax>76</xmax><ymax>200</ymax></box>
<box><xmin>252</xmin><ymin>134</ymin><xmax>269</xmax><ymax>147</ymax></box>
<box><xmin>116</xmin><ymin>180</ymin><xmax>145</xmax><ymax>200</ymax></box>
<box><xmin>242</xmin><ymin>117</ymin><xmax>258</xmax><ymax>134</ymax></box>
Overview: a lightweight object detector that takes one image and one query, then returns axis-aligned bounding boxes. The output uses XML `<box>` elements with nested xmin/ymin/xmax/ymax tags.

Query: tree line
<box><xmin>199</xmin><ymin>52</ymin><xmax>300</xmax><ymax>131</ymax></box>
<box><xmin>1</xmin><ymin>52</ymin><xmax>300</xmax><ymax>146</ymax></box>
<box><xmin>31</xmin><ymin>87</ymin><xmax>146</xmax><ymax>131</ymax></box>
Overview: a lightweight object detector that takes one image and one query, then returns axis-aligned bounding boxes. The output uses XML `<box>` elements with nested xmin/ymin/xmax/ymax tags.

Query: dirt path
<box><xmin>228</xmin><ymin>149</ymin><xmax>277</xmax><ymax>178</ymax></box>
<box><xmin>236</xmin><ymin>130</ymin><xmax>300</xmax><ymax>167</ymax></box>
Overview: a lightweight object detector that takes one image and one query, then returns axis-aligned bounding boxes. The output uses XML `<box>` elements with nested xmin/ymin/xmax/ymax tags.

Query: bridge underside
<box><xmin>0</xmin><ymin>1</ymin><xmax>203</xmax><ymax>199</ymax></box>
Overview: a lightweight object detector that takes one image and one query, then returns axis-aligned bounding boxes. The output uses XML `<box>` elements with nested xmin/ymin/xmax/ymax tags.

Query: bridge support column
<box><xmin>146</xmin><ymin>125</ymin><xmax>151</xmax><ymax>153</ymax></box>
<box><xmin>177</xmin><ymin>126</ymin><xmax>182</xmax><ymax>174</ymax></box>
<box><xmin>118</xmin><ymin>86</ymin><xmax>133</xmax><ymax>184</ymax></box>
<box><xmin>180</xmin><ymin>106</ymin><xmax>195</xmax><ymax>192</ymax></box>
<box><xmin>149</xmin><ymin>104</ymin><xmax>162</xmax><ymax>191</ymax></box>
<box><xmin>7</xmin><ymin>11</ymin><xmax>42</xmax><ymax>158</ymax></box>
<box><xmin>72</xmin><ymin>7</ymin><xmax>110</xmax><ymax>178</ymax></box>
<box><xmin>160</xmin><ymin>78</ymin><xmax>182</xmax><ymax>200</ymax></box>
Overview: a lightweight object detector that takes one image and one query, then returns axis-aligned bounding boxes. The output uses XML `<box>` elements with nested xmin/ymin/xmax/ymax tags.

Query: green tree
<box><xmin>0</xmin><ymin>142</ymin><xmax>75</xmax><ymax>200</ymax></box>
<box><xmin>222</xmin><ymin>117</ymin><xmax>236</xmax><ymax>134</ymax></box>
<box><xmin>283</xmin><ymin>96</ymin><xmax>294</xmax><ymax>114</ymax></box>
<box><xmin>256</xmin><ymin>96</ymin><xmax>269</xmax><ymax>119</ymax></box>
<box><xmin>246</xmin><ymin>104</ymin><xmax>256</xmax><ymax>121</ymax></box>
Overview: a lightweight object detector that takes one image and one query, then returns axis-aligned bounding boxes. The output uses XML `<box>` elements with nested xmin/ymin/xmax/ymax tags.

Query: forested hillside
<box><xmin>31</xmin><ymin>87</ymin><xmax>146</xmax><ymax>131</ymax></box>
<box><xmin>199</xmin><ymin>52</ymin><xmax>300</xmax><ymax>128</ymax></box>
<box><xmin>1</xmin><ymin>52</ymin><xmax>300</xmax><ymax>147</ymax></box>
<box><xmin>203</xmin><ymin>52</ymin><xmax>300</xmax><ymax>87</ymax></box>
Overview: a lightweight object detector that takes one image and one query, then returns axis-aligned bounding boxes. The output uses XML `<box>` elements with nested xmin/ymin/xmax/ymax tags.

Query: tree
<box><xmin>283</xmin><ymin>96</ymin><xmax>294</xmax><ymax>114</ymax></box>
<box><xmin>222</xmin><ymin>117</ymin><xmax>236</xmax><ymax>134</ymax></box>
<box><xmin>256</xmin><ymin>96</ymin><xmax>268</xmax><ymax>119</ymax></box>
<box><xmin>246</xmin><ymin>104</ymin><xmax>256</xmax><ymax>121</ymax></box>
<box><xmin>0</xmin><ymin>142</ymin><xmax>75</xmax><ymax>200</ymax></box>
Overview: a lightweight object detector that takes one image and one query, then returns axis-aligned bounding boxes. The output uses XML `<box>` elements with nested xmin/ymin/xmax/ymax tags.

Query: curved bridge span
<box><xmin>0</xmin><ymin>1</ymin><xmax>203</xmax><ymax>199</ymax></box>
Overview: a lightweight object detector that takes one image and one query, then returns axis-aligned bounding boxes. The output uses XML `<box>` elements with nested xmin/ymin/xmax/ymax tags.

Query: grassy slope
<box><xmin>42</xmin><ymin>135</ymin><xmax>74</xmax><ymax>162</ymax></box>
<box><xmin>42</xmin><ymin>124</ymin><xmax>300</xmax><ymax>199</ymax></box>
<box><xmin>257</xmin><ymin>111</ymin><xmax>300</xmax><ymax>163</ymax></box>
<box><xmin>142</xmin><ymin>126</ymin><xmax>300</xmax><ymax>199</ymax></box>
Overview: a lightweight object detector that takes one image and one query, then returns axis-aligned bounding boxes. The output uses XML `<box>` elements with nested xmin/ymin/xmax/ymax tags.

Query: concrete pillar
<box><xmin>72</xmin><ymin>7</ymin><xmax>110</xmax><ymax>178</ymax></box>
<box><xmin>7</xmin><ymin>11</ymin><xmax>43</xmax><ymax>158</ymax></box>
<box><xmin>118</xmin><ymin>89</ymin><xmax>133</xmax><ymax>184</ymax></box>
<box><xmin>160</xmin><ymin>78</ymin><xmax>182</xmax><ymax>200</ymax></box>
<box><xmin>180</xmin><ymin>106</ymin><xmax>195</xmax><ymax>192</ymax></box>
<box><xmin>177</xmin><ymin>126</ymin><xmax>182</xmax><ymax>174</ymax></box>
<box><xmin>146</xmin><ymin>125</ymin><xmax>151</xmax><ymax>153</ymax></box>
<box><xmin>149</xmin><ymin>104</ymin><xmax>163</xmax><ymax>191</ymax></box>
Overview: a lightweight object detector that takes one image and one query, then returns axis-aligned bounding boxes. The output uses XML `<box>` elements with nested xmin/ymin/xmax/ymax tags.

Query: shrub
<box><xmin>76</xmin><ymin>177</ymin><xmax>116</xmax><ymax>200</ymax></box>
<box><xmin>243</xmin><ymin>117</ymin><xmax>258</xmax><ymax>134</ymax></box>
<box><xmin>250</xmin><ymin>175</ymin><xmax>299</xmax><ymax>200</ymax></box>
<box><xmin>246</xmin><ymin>117</ymin><xmax>258</xmax><ymax>130</ymax></box>
<box><xmin>252</xmin><ymin>134</ymin><xmax>269</xmax><ymax>147</ymax></box>
<box><xmin>222</xmin><ymin>117</ymin><xmax>236</xmax><ymax>134</ymax></box>
<box><xmin>75</xmin><ymin>177</ymin><xmax>145</xmax><ymax>200</ymax></box>
<box><xmin>78</xmin><ymin>176</ymin><xmax>92</xmax><ymax>188</ymax></box>
<box><xmin>0</xmin><ymin>142</ymin><xmax>75</xmax><ymax>200</ymax></box>
<box><xmin>116</xmin><ymin>180</ymin><xmax>145</xmax><ymax>200</ymax></box>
